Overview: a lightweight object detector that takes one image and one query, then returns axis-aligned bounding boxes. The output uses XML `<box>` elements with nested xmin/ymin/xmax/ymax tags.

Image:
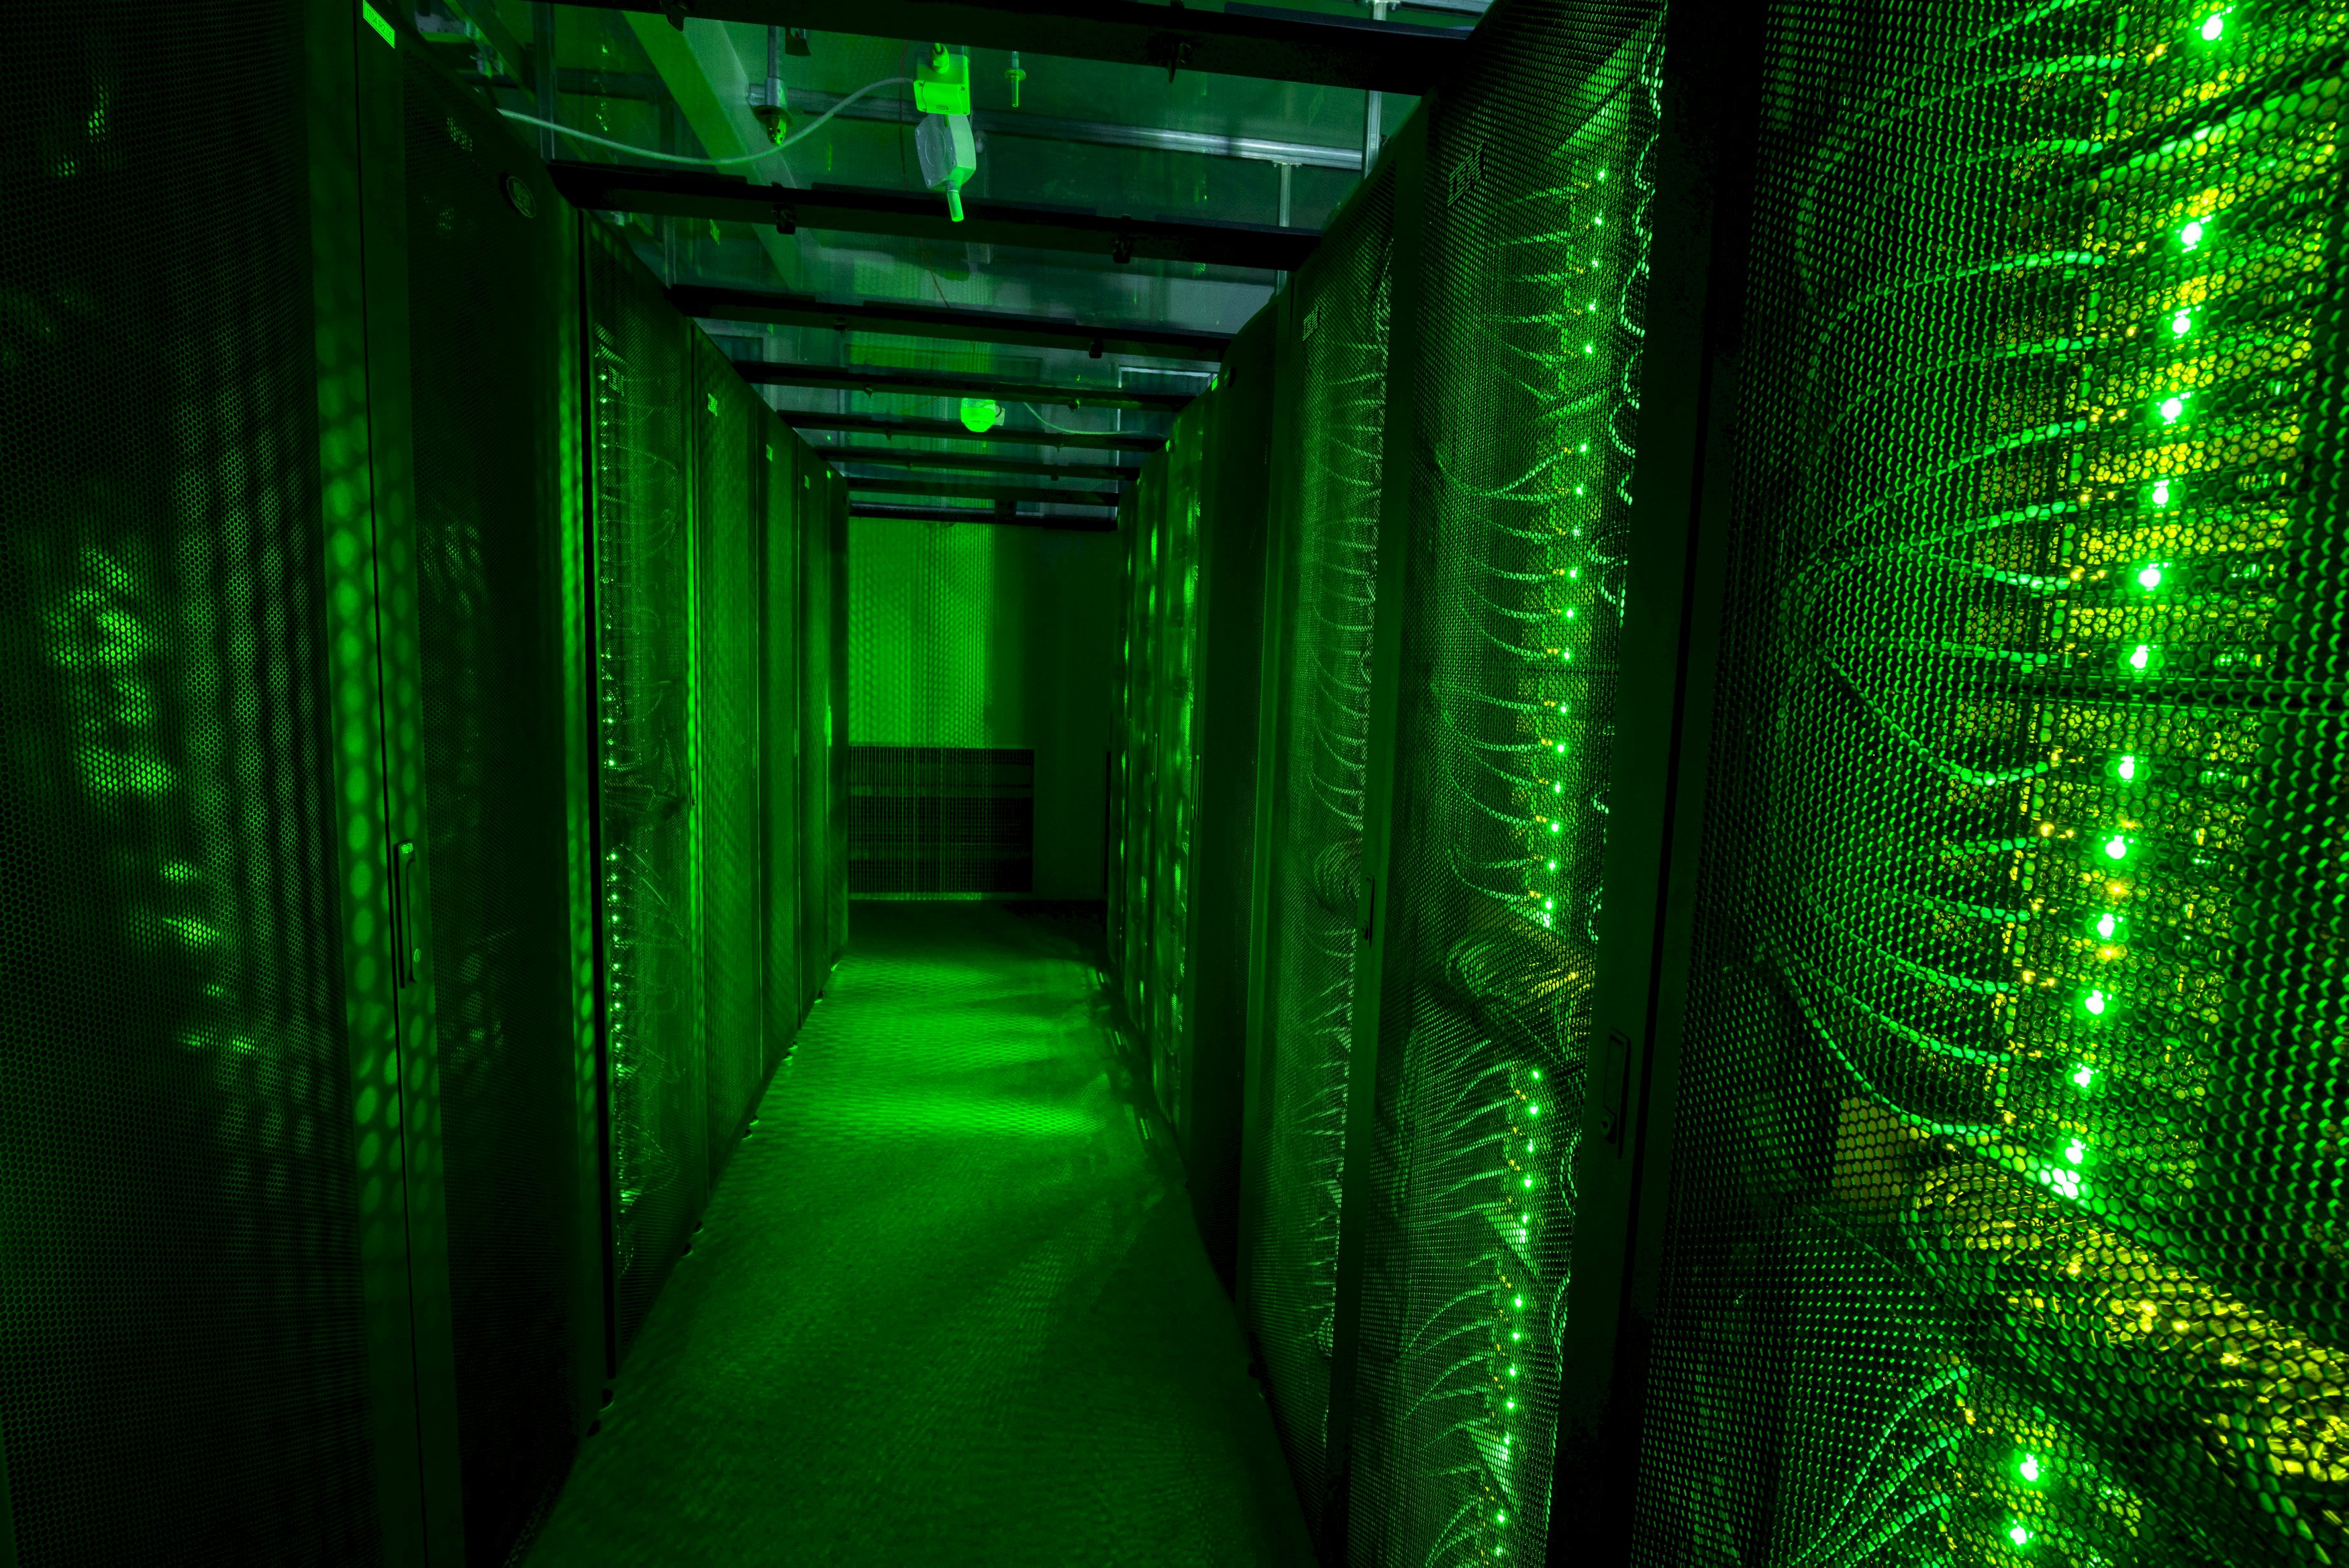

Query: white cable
<box><xmin>1021</xmin><ymin>403</ymin><xmax>1117</xmax><ymax>436</ymax></box>
<box><xmin>499</xmin><ymin>76</ymin><xmax>912</xmax><ymax>166</ymax></box>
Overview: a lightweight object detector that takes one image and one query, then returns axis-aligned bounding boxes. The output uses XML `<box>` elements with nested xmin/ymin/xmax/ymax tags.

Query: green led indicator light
<box><xmin>2136</xmin><ymin>564</ymin><xmax>2164</xmax><ymax>590</ymax></box>
<box><xmin>2116</xmin><ymin>753</ymin><xmax>2139</xmax><ymax>784</ymax></box>
<box><xmin>2020</xmin><ymin>1453</ymin><xmax>2044</xmax><ymax>1483</ymax></box>
<box><xmin>2072</xmin><ymin>1064</ymin><xmax>2096</xmax><ymax>1090</ymax></box>
<box><xmin>2011</xmin><ymin>1524</ymin><xmax>2033</xmax><ymax>1549</ymax></box>
<box><xmin>2201</xmin><ymin>10</ymin><xmax>2226</xmax><ymax>40</ymax></box>
<box><xmin>2158</xmin><ymin>395</ymin><xmax>2186</xmax><ymax>423</ymax></box>
<box><xmin>2103</xmin><ymin>833</ymin><xmax>2131</xmax><ymax>861</ymax></box>
<box><xmin>2152</xmin><ymin>478</ymin><xmax>2172</xmax><ymax>507</ymax></box>
<box><xmin>2065</xmin><ymin>1139</ymin><xmax>2087</xmax><ymax>1165</ymax></box>
<box><xmin>2095</xmin><ymin>911</ymin><xmax>2120</xmax><ymax>940</ymax></box>
<box><xmin>2170</xmin><ymin>309</ymin><xmax>2193</xmax><ymax>336</ymax></box>
<box><xmin>2083</xmin><ymin>988</ymin><xmax>2108</xmax><ymax>1017</ymax></box>
<box><xmin>2127</xmin><ymin>643</ymin><xmax>2155</xmax><ymax>672</ymax></box>
<box><xmin>2181</xmin><ymin>219</ymin><xmax>2205</xmax><ymax>250</ymax></box>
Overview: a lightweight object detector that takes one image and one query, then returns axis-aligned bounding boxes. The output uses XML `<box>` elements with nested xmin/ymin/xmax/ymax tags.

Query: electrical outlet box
<box><xmin>913</xmin><ymin>48</ymin><xmax>970</xmax><ymax>115</ymax></box>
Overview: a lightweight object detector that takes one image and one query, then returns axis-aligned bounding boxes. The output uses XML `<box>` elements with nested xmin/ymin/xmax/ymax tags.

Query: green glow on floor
<box><xmin>529</xmin><ymin>904</ymin><xmax>1311</xmax><ymax>1565</ymax></box>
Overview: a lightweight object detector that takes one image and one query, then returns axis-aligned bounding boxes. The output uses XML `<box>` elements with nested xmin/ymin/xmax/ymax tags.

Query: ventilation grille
<box><xmin>1634</xmin><ymin>4</ymin><xmax>2349</xmax><ymax>1565</ymax></box>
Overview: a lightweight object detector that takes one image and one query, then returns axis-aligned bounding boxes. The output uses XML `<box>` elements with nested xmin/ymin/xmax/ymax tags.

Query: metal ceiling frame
<box><xmin>824</xmin><ymin>449</ymin><xmax>1142</xmax><ymax>480</ymax></box>
<box><xmin>557</xmin><ymin>0</ymin><xmax>1466</xmax><ymax>93</ymax></box>
<box><xmin>548</xmin><ymin>162</ymin><xmax>1319</xmax><ymax>270</ymax></box>
<box><xmin>779</xmin><ymin>412</ymin><xmax>1162</xmax><ymax>452</ymax></box>
<box><xmin>730</xmin><ymin>360</ymin><xmax>1191</xmax><ymax>411</ymax></box>
<box><xmin>845</xmin><ymin>475</ymin><xmax>1121</xmax><ymax>506</ymax></box>
<box><xmin>673</xmin><ymin>284</ymin><xmax>1231</xmax><ymax>360</ymax></box>
<box><xmin>850</xmin><ymin>503</ymin><xmax>1115</xmax><ymax>531</ymax></box>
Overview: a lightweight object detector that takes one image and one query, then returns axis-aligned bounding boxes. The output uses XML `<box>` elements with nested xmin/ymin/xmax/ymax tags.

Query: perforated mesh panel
<box><xmin>1244</xmin><ymin>170</ymin><xmax>1395</xmax><ymax>1530</ymax></box>
<box><xmin>1633</xmin><ymin>3</ymin><xmax>2348</xmax><ymax>1564</ymax></box>
<box><xmin>0</xmin><ymin>4</ymin><xmax>381</xmax><ymax>1560</ymax></box>
<box><xmin>1351</xmin><ymin>8</ymin><xmax>1662</xmax><ymax>1565</ymax></box>
<box><xmin>587</xmin><ymin>221</ymin><xmax>706</xmax><ymax>1359</ymax></box>
<box><xmin>403</xmin><ymin>54</ymin><xmax>591</xmax><ymax>1565</ymax></box>
<box><xmin>1111</xmin><ymin>397</ymin><xmax>1209</xmax><ymax>1127</ymax></box>
<box><xmin>695</xmin><ymin>343</ymin><xmax>765</xmax><ymax>1170</ymax></box>
<box><xmin>762</xmin><ymin>435</ymin><xmax>804</xmax><ymax>1061</ymax></box>
<box><xmin>803</xmin><ymin>461</ymin><xmax>835</xmax><ymax>1007</ymax></box>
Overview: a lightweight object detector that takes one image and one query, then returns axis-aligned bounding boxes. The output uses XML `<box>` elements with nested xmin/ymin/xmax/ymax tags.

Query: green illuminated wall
<box><xmin>846</xmin><ymin>516</ymin><xmax>1118</xmax><ymax>899</ymax></box>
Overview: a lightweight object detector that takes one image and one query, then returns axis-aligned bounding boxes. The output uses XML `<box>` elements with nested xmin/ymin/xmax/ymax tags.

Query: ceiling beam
<box><xmin>557</xmin><ymin>0</ymin><xmax>1465</xmax><ymax>93</ymax></box>
<box><xmin>825</xmin><ymin>450</ymin><xmax>1143</xmax><ymax>480</ymax></box>
<box><xmin>549</xmin><ymin>162</ymin><xmax>1316</xmax><ymax>271</ymax></box>
<box><xmin>852</xmin><ymin>503</ymin><xmax>1115</xmax><ymax>532</ymax></box>
<box><xmin>674</xmin><ymin>284</ymin><xmax>1230</xmax><ymax>362</ymax></box>
<box><xmin>780</xmin><ymin>412</ymin><xmax>1162</xmax><ymax>452</ymax></box>
<box><xmin>846</xmin><ymin>476</ymin><xmax>1121</xmax><ymax>507</ymax></box>
<box><xmin>731</xmin><ymin>360</ymin><xmax>1189</xmax><ymax>411</ymax></box>
<box><xmin>481</xmin><ymin>68</ymin><xmax>1363</xmax><ymax>170</ymax></box>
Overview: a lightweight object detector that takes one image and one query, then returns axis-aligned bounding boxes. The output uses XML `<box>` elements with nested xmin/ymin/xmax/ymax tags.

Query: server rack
<box><xmin>0</xmin><ymin>2</ymin><xmax>456</xmax><ymax>1561</ymax></box>
<box><xmin>691</xmin><ymin>335</ymin><xmax>766</xmax><ymax>1179</ymax></box>
<box><xmin>1236</xmin><ymin>152</ymin><xmax>1401</xmax><ymax>1549</ymax></box>
<box><xmin>1105</xmin><ymin>320</ymin><xmax>1279</xmax><ymax>1279</ymax></box>
<box><xmin>392</xmin><ymin>41</ymin><xmax>603</xmax><ymax>1567</ymax></box>
<box><xmin>1620</xmin><ymin>3</ymin><xmax>2349</xmax><ymax>1565</ymax></box>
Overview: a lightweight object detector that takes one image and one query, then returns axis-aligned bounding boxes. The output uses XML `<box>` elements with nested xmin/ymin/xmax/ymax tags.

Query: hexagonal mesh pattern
<box><xmin>0</xmin><ymin>4</ymin><xmax>379</xmax><ymax>1561</ymax></box>
<box><xmin>1633</xmin><ymin>3</ymin><xmax>2348</xmax><ymax>1563</ymax></box>
<box><xmin>1348</xmin><ymin>7</ymin><xmax>1664</xmax><ymax>1566</ymax></box>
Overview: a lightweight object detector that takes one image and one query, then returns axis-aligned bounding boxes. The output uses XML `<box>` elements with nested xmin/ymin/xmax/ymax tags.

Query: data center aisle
<box><xmin>529</xmin><ymin>902</ymin><xmax>1314</xmax><ymax>1567</ymax></box>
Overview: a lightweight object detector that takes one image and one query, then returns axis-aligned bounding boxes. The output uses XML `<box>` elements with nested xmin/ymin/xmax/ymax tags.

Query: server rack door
<box><xmin>761</xmin><ymin>427</ymin><xmax>804</xmax><ymax>1056</ymax></box>
<box><xmin>1179</xmin><ymin>314</ymin><xmax>1280</xmax><ymax>1286</ymax></box>
<box><xmin>390</xmin><ymin>41</ymin><xmax>604</xmax><ymax>1567</ymax></box>
<box><xmin>827</xmin><ymin>474</ymin><xmax>850</xmax><ymax>963</ymax></box>
<box><xmin>1151</xmin><ymin>401</ymin><xmax>1211</xmax><ymax>1133</ymax></box>
<box><xmin>1628</xmin><ymin>3</ymin><xmax>2349</xmax><ymax>1565</ymax></box>
<box><xmin>583</xmin><ymin>221</ymin><xmax>707</xmax><ymax>1361</ymax></box>
<box><xmin>692</xmin><ymin>341</ymin><xmax>766</xmax><ymax>1173</ymax></box>
<box><xmin>799</xmin><ymin>461</ymin><xmax>830</xmax><ymax>1006</ymax></box>
<box><xmin>0</xmin><ymin>2</ymin><xmax>462</xmax><ymax>1561</ymax></box>
<box><xmin>1336</xmin><ymin>6</ymin><xmax>1670</xmax><ymax>1563</ymax></box>
<box><xmin>1236</xmin><ymin>160</ymin><xmax>1397</xmax><ymax>1546</ymax></box>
